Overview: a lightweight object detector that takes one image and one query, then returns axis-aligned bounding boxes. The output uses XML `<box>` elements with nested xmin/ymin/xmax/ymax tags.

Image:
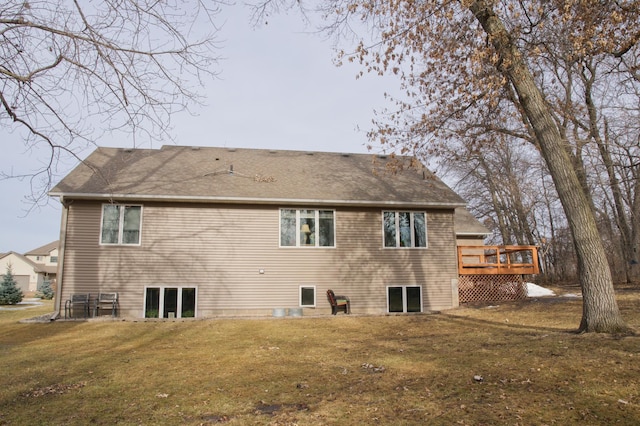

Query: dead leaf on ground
<box><xmin>23</xmin><ymin>382</ymin><xmax>86</xmax><ymax>398</ymax></box>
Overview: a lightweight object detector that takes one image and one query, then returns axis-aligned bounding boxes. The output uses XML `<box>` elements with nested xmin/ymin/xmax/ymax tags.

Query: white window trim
<box><xmin>279</xmin><ymin>208</ymin><xmax>336</xmax><ymax>248</ymax></box>
<box><xmin>299</xmin><ymin>285</ymin><xmax>316</xmax><ymax>308</ymax></box>
<box><xmin>143</xmin><ymin>286</ymin><xmax>197</xmax><ymax>319</ymax></box>
<box><xmin>386</xmin><ymin>285</ymin><xmax>423</xmax><ymax>313</ymax></box>
<box><xmin>99</xmin><ymin>204</ymin><xmax>143</xmax><ymax>246</ymax></box>
<box><xmin>382</xmin><ymin>211</ymin><xmax>428</xmax><ymax>249</ymax></box>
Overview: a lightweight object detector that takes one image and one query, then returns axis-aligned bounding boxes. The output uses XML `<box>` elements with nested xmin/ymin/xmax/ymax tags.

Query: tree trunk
<box><xmin>584</xmin><ymin>66</ymin><xmax>634</xmax><ymax>282</ymax></box>
<box><xmin>477</xmin><ymin>157</ymin><xmax>511</xmax><ymax>244</ymax></box>
<box><xmin>539</xmin><ymin>164</ymin><xmax>559</xmax><ymax>283</ymax></box>
<box><xmin>469</xmin><ymin>1</ymin><xmax>629</xmax><ymax>333</ymax></box>
<box><xmin>630</xmin><ymin>176</ymin><xmax>640</xmax><ymax>282</ymax></box>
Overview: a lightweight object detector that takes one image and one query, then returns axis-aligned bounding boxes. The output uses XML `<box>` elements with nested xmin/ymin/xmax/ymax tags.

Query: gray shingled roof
<box><xmin>50</xmin><ymin>145</ymin><xmax>466</xmax><ymax>208</ymax></box>
<box><xmin>25</xmin><ymin>240</ymin><xmax>59</xmax><ymax>256</ymax></box>
<box><xmin>454</xmin><ymin>208</ymin><xmax>491</xmax><ymax>236</ymax></box>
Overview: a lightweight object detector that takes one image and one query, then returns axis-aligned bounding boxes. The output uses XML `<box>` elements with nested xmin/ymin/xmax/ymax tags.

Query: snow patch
<box><xmin>526</xmin><ymin>283</ymin><xmax>555</xmax><ymax>297</ymax></box>
<box><xmin>562</xmin><ymin>293</ymin><xmax>582</xmax><ymax>298</ymax></box>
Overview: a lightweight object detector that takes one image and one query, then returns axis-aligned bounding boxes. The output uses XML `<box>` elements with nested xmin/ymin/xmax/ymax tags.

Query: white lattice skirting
<box><xmin>458</xmin><ymin>275</ymin><xmax>528</xmax><ymax>303</ymax></box>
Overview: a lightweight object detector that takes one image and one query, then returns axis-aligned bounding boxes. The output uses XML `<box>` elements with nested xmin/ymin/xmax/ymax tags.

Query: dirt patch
<box><xmin>191</xmin><ymin>414</ymin><xmax>230</xmax><ymax>424</ymax></box>
<box><xmin>254</xmin><ymin>402</ymin><xmax>310</xmax><ymax>415</ymax></box>
<box><xmin>23</xmin><ymin>382</ymin><xmax>85</xmax><ymax>398</ymax></box>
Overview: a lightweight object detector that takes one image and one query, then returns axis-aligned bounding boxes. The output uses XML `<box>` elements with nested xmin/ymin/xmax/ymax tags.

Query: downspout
<box><xmin>52</xmin><ymin>196</ymin><xmax>70</xmax><ymax>320</ymax></box>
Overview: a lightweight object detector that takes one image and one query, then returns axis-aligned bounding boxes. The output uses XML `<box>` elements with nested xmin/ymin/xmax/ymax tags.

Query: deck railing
<box><xmin>457</xmin><ymin>245</ymin><xmax>539</xmax><ymax>275</ymax></box>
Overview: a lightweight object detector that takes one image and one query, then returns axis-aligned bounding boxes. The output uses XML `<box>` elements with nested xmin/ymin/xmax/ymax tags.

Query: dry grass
<box><xmin>1</xmin><ymin>287</ymin><xmax>640</xmax><ymax>425</ymax></box>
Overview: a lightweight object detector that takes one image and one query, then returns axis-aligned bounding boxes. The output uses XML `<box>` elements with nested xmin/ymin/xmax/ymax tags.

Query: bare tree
<box><xmin>1</xmin><ymin>0</ymin><xmax>222</xmax><ymax>202</ymax></box>
<box><xmin>448</xmin><ymin>139</ymin><xmax>540</xmax><ymax>244</ymax></box>
<box><xmin>448</xmin><ymin>1</ymin><xmax>633</xmax><ymax>333</ymax></box>
<box><xmin>251</xmin><ymin>0</ymin><xmax>639</xmax><ymax>333</ymax></box>
<box><xmin>450</xmin><ymin>12</ymin><xmax>640</xmax><ymax>286</ymax></box>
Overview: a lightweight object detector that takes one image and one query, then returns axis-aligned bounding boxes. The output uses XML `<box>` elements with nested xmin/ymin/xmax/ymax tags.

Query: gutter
<box><xmin>48</xmin><ymin>192</ymin><xmax>467</xmax><ymax>209</ymax></box>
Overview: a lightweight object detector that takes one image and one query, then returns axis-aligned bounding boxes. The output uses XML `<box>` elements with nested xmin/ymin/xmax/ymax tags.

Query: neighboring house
<box><xmin>0</xmin><ymin>240</ymin><xmax>59</xmax><ymax>293</ymax></box>
<box><xmin>25</xmin><ymin>240</ymin><xmax>60</xmax><ymax>266</ymax></box>
<box><xmin>454</xmin><ymin>207</ymin><xmax>491</xmax><ymax>247</ymax></box>
<box><xmin>49</xmin><ymin>145</ymin><xmax>486</xmax><ymax>318</ymax></box>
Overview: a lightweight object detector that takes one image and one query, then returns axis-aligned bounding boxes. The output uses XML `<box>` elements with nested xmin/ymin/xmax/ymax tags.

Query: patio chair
<box><xmin>64</xmin><ymin>294</ymin><xmax>90</xmax><ymax>319</ymax></box>
<box><xmin>94</xmin><ymin>292</ymin><xmax>118</xmax><ymax>317</ymax></box>
<box><xmin>327</xmin><ymin>289</ymin><xmax>350</xmax><ymax>315</ymax></box>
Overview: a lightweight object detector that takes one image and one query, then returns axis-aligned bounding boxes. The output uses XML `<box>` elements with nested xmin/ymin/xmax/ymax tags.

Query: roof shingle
<box><xmin>50</xmin><ymin>146</ymin><xmax>466</xmax><ymax>208</ymax></box>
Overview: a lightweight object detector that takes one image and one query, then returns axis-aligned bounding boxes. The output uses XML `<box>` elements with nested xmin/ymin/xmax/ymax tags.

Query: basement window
<box><xmin>300</xmin><ymin>285</ymin><xmax>316</xmax><ymax>307</ymax></box>
<box><xmin>144</xmin><ymin>287</ymin><xmax>197</xmax><ymax>318</ymax></box>
<box><xmin>387</xmin><ymin>285</ymin><xmax>422</xmax><ymax>313</ymax></box>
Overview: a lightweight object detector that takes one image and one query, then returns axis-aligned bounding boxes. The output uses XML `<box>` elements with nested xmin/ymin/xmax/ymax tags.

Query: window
<box><xmin>50</xmin><ymin>256</ymin><xmax>58</xmax><ymax>263</ymax></box>
<box><xmin>280</xmin><ymin>209</ymin><xmax>335</xmax><ymax>247</ymax></box>
<box><xmin>300</xmin><ymin>286</ymin><xmax>316</xmax><ymax>307</ymax></box>
<box><xmin>387</xmin><ymin>285</ymin><xmax>422</xmax><ymax>313</ymax></box>
<box><xmin>101</xmin><ymin>204</ymin><xmax>142</xmax><ymax>245</ymax></box>
<box><xmin>144</xmin><ymin>286</ymin><xmax>197</xmax><ymax>318</ymax></box>
<box><xmin>383</xmin><ymin>211</ymin><xmax>427</xmax><ymax>248</ymax></box>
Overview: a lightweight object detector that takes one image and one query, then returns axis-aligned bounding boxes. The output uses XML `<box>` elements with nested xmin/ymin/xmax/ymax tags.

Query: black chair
<box><xmin>94</xmin><ymin>293</ymin><xmax>118</xmax><ymax>317</ymax></box>
<box><xmin>327</xmin><ymin>289</ymin><xmax>350</xmax><ymax>315</ymax></box>
<box><xmin>64</xmin><ymin>294</ymin><xmax>90</xmax><ymax>319</ymax></box>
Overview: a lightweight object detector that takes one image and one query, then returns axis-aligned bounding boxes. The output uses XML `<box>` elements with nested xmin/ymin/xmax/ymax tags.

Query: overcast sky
<box><xmin>0</xmin><ymin>3</ymin><xmax>401</xmax><ymax>254</ymax></box>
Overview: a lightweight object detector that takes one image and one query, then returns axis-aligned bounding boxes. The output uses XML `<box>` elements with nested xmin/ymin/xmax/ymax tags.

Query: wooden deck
<box><xmin>457</xmin><ymin>245</ymin><xmax>539</xmax><ymax>275</ymax></box>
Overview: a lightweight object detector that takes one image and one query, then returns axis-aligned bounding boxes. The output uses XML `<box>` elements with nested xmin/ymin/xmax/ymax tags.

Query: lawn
<box><xmin>1</xmin><ymin>287</ymin><xmax>639</xmax><ymax>425</ymax></box>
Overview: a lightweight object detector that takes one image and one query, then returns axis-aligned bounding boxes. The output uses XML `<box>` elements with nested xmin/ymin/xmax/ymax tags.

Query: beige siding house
<box><xmin>0</xmin><ymin>241</ymin><xmax>58</xmax><ymax>293</ymax></box>
<box><xmin>454</xmin><ymin>208</ymin><xmax>490</xmax><ymax>245</ymax></box>
<box><xmin>50</xmin><ymin>146</ymin><xmax>476</xmax><ymax>318</ymax></box>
